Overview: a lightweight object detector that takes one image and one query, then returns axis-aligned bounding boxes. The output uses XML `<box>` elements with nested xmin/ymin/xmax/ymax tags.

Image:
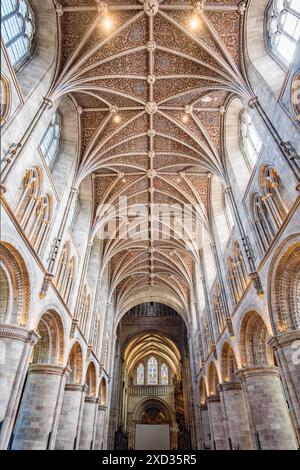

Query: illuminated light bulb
<box><xmin>113</xmin><ymin>114</ymin><xmax>121</xmax><ymax>124</ymax></box>
<box><xmin>190</xmin><ymin>15</ymin><xmax>200</xmax><ymax>31</ymax></box>
<box><xmin>103</xmin><ymin>15</ymin><xmax>113</xmax><ymax>32</ymax></box>
<box><xmin>122</xmin><ymin>177</ymin><xmax>126</xmax><ymax>183</ymax></box>
<box><xmin>182</xmin><ymin>113</ymin><xmax>189</xmax><ymax>123</ymax></box>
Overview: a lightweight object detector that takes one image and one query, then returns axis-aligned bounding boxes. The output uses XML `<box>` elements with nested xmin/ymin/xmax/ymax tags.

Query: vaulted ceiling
<box><xmin>51</xmin><ymin>0</ymin><xmax>251</xmax><ymax>315</ymax></box>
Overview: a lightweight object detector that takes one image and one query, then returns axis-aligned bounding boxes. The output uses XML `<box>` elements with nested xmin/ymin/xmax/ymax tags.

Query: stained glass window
<box><xmin>137</xmin><ymin>363</ymin><xmax>145</xmax><ymax>385</ymax></box>
<box><xmin>1</xmin><ymin>0</ymin><xmax>35</xmax><ymax>69</ymax></box>
<box><xmin>160</xmin><ymin>363</ymin><xmax>169</xmax><ymax>385</ymax></box>
<box><xmin>147</xmin><ymin>356</ymin><xmax>158</xmax><ymax>385</ymax></box>
<box><xmin>267</xmin><ymin>0</ymin><xmax>300</xmax><ymax>66</ymax></box>
<box><xmin>241</xmin><ymin>111</ymin><xmax>262</xmax><ymax>168</ymax></box>
<box><xmin>40</xmin><ymin>112</ymin><xmax>62</xmax><ymax>168</ymax></box>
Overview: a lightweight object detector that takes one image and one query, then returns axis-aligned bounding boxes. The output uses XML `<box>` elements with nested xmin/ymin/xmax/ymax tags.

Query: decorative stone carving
<box><xmin>147</xmin><ymin>169</ymin><xmax>156</xmax><ymax>178</ymax></box>
<box><xmin>144</xmin><ymin>0</ymin><xmax>159</xmax><ymax>17</ymax></box>
<box><xmin>146</xmin><ymin>40</ymin><xmax>156</xmax><ymax>52</ymax></box>
<box><xmin>39</xmin><ymin>272</ymin><xmax>54</xmax><ymax>299</ymax></box>
<box><xmin>145</xmin><ymin>101</ymin><xmax>158</xmax><ymax>115</ymax></box>
<box><xmin>56</xmin><ymin>3</ymin><xmax>64</xmax><ymax>17</ymax></box>
<box><xmin>148</xmin><ymin>129</ymin><xmax>156</xmax><ymax>138</ymax></box>
<box><xmin>96</xmin><ymin>1</ymin><xmax>108</xmax><ymax>16</ymax></box>
<box><xmin>147</xmin><ymin>74</ymin><xmax>156</xmax><ymax>85</ymax></box>
<box><xmin>194</xmin><ymin>1</ymin><xmax>205</xmax><ymax>15</ymax></box>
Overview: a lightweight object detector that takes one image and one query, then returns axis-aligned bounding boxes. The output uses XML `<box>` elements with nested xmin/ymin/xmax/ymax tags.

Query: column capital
<box><xmin>0</xmin><ymin>324</ymin><xmax>40</xmax><ymax>345</ymax></box>
<box><xmin>43</xmin><ymin>96</ymin><xmax>53</xmax><ymax>109</ymax></box>
<box><xmin>28</xmin><ymin>364</ymin><xmax>71</xmax><ymax>377</ymax></box>
<box><xmin>206</xmin><ymin>394</ymin><xmax>221</xmax><ymax>404</ymax></box>
<box><xmin>217</xmin><ymin>381</ymin><xmax>242</xmax><ymax>392</ymax></box>
<box><xmin>268</xmin><ymin>331</ymin><xmax>300</xmax><ymax>350</ymax></box>
<box><xmin>248</xmin><ymin>96</ymin><xmax>259</xmax><ymax>109</ymax></box>
<box><xmin>235</xmin><ymin>365</ymin><xmax>280</xmax><ymax>381</ymax></box>
<box><xmin>85</xmin><ymin>396</ymin><xmax>99</xmax><ymax>404</ymax></box>
<box><xmin>65</xmin><ymin>383</ymin><xmax>87</xmax><ymax>392</ymax></box>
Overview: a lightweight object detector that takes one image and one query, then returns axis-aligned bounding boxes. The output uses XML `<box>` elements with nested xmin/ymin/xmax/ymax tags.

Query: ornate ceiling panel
<box><xmin>52</xmin><ymin>0</ymin><xmax>248</xmax><ymax>314</ymax></box>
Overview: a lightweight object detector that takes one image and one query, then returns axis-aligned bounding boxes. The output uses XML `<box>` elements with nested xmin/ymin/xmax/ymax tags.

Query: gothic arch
<box><xmin>246</xmin><ymin>0</ymin><xmax>286</xmax><ymax>97</ymax></box>
<box><xmin>67</xmin><ymin>341</ymin><xmax>83</xmax><ymax>385</ymax></box>
<box><xmin>9</xmin><ymin>0</ymin><xmax>59</xmax><ymax>98</ymax></box>
<box><xmin>221</xmin><ymin>341</ymin><xmax>238</xmax><ymax>382</ymax></box>
<box><xmin>239</xmin><ymin>310</ymin><xmax>273</xmax><ymax>368</ymax></box>
<box><xmin>50</xmin><ymin>97</ymin><xmax>80</xmax><ymax>197</ymax></box>
<box><xmin>207</xmin><ymin>361</ymin><xmax>220</xmax><ymax>396</ymax></box>
<box><xmin>32</xmin><ymin>309</ymin><xmax>65</xmax><ymax>365</ymax></box>
<box><xmin>211</xmin><ymin>175</ymin><xmax>233</xmax><ymax>253</ymax></box>
<box><xmin>268</xmin><ymin>234</ymin><xmax>300</xmax><ymax>334</ymax></box>
<box><xmin>133</xmin><ymin>397</ymin><xmax>173</xmax><ymax>425</ymax></box>
<box><xmin>199</xmin><ymin>376</ymin><xmax>208</xmax><ymax>406</ymax></box>
<box><xmin>224</xmin><ymin>96</ymin><xmax>251</xmax><ymax>195</ymax></box>
<box><xmin>0</xmin><ymin>74</ymin><xmax>11</xmax><ymax>126</ymax></box>
<box><xmin>0</xmin><ymin>242</ymin><xmax>31</xmax><ymax>326</ymax></box>
<box><xmin>85</xmin><ymin>361</ymin><xmax>97</xmax><ymax>397</ymax></box>
<box><xmin>99</xmin><ymin>377</ymin><xmax>107</xmax><ymax>406</ymax></box>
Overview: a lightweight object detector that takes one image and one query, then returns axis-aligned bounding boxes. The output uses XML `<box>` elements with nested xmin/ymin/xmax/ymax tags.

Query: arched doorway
<box><xmin>110</xmin><ymin>303</ymin><xmax>193</xmax><ymax>450</ymax></box>
<box><xmin>133</xmin><ymin>398</ymin><xmax>175</xmax><ymax>450</ymax></box>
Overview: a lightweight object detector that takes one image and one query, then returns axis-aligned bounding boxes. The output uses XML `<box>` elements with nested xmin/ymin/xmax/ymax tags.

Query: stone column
<box><xmin>12</xmin><ymin>364</ymin><xmax>69</xmax><ymax>450</ymax></box>
<box><xmin>0</xmin><ymin>325</ymin><xmax>39</xmax><ymax>450</ymax></box>
<box><xmin>55</xmin><ymin>384</ymin><xmax>87</xmax><ymax>450</ymax></box>
<box><xmin>199</xmin><ymin>405</ymin><xmax>211</xmax><ymax>449</ymax></box>
<box><xmin>269</xmin><ymin>331</ymin><xmax>300</xmax><ymax>442</ymax></box>
<box><xmin>236</xmin><ymin>366</ymin><xmax>298</xmax><ymax>450</ymax></box>
<box><xmin>206</xmin><ymin>395</ymin><xmax>227</xmax><ymax>449</ymax></box>
<box><xmin>79</xmin><ymin>397</ymin><xmax>99</xmax><ymax>450</ymax></box>
<box><xmin>95</xmin><ymin>405</ymin><xmax>107</xmax><ymax>450</ymax></box>
<box><xmin>218</xmin><ymin>381</ymin><xmax>254</xmax><ymax>450</ymax></box>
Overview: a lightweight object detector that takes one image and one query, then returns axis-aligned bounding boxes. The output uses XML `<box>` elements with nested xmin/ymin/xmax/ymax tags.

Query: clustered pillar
<box><xmin>236</xmin><ymin>366</ymin><xmax>298</xmax><ymax>450</ymax></box>
<box><xmin>206</xmin><ymin>395</ymin><xmax>227</xmax><ymax>449</ymax></box>
<box><xmin>12</xmin><ymin>365</ymin><xmax>69</xmax><ymax>450</ymax></box>
<box><xmin>55</xmin><ymin>384</ymin><xmax>87</xmax><ymax>450</ymax></box>
<box><xmin>79</xmin><ymin>397</ymin><xmax>99</xmax><ymax>450</ymax></box>
<box><xmin>218</xmin><ymin>381</ymin><xmax>253</xmax><ymax>450</ymax></box>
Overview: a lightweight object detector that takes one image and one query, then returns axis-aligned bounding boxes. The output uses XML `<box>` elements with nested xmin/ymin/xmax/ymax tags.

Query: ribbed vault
<box><xmin>51</xmin><ymin>1</ymin><xmax>251</xmax><ymax>315</ymax></box>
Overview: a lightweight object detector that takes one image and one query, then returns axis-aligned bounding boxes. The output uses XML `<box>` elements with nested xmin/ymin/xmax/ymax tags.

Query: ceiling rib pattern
<box><xmin>50</xmin><ymin>0</ymin><xmax>250</xmax><ymax>315</ymax></box>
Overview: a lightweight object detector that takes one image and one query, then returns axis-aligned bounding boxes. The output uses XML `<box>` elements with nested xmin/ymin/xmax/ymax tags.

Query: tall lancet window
<box><xmin>267</xmin><ymin>0</ymin><xmax>300</xmax><ymax>66</ymax></box>
<box><xmin>136</xmin><ymin>363</ymin><xmax>145</xmax><ymax>385</ymax></box>
<box><xmin>160</xmin><ymin>363</ymin><xmax>169</xmax><ymax>385</ymax></box>
<box><xmin>147</xmin><ymin>356</ymin><xmax>158</xmax><ymax>385</ymax></box>
<box><xmin>40</xmin><ymin>112</ymin><xmax>62</xmax><ymax>168</ymax></box>
<box><xmin>240</xmin><ymin>110</ymin><xmax>262</xmax><ymax>168</ymax></box>
<box><xmin>1</xmin><ymin>0</ymin><xmax>35</xmax><ymax>69</ymax></box>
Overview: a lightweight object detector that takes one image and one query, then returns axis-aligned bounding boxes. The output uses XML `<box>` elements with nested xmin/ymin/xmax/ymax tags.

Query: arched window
<box><xmin>267</xmin><ymin>0</ymin><xmax>300</xmax><ymax>66</ymax></box>
<box><xmin>55</xmin><ymin>241</ymin><xmax>76</xmax><ymax>306</ymax></box>
<box><xmin>1</xmin><ymin>0</ymin><xmax>35</xmax><ymax>70</ymax></box>
<box><xmin>227</xmin><ymin>240</ymin><xmax>248</xmax><ymax>305</ymax></box>
<box><xmin>15</xmin><ymin>167</ymin><xmax>40</xmax><ymax>226</ymax></box>
<box><xmin>240</xmin><ymin>110</ymin><xmax>262</xmax><ymax>168</ymax></box>
<box><xmin>28</xmin><ymin>193</ymin><xmax>51</xmax><ymax>255</ymax></box>
<box><xmin>147</xmin><ymin>356</ymin><xmax>158</xmax><ymax>385</ymax></box>
<box><xmin>252</xmin><ymin>165</ymin><xmax>287</xmax><ymax>252</ymax></box>
<box><xmin>136</xmin><ymin>363</ymin><xmax>145</xmax><ymax>385</ymax></box>
<box><xmin>14</xmin><ymin>168</ymin><xmax>52</xmax><ymax>255</ymax></box>
<box><xmin>212</xmin><ymin>284</ymin><xmax>226</xmax><ymax>336</ymax></box>
<box><xmin>252</xmin><ymin>193</ymin><xmax>276</xmax><ymax>252</ymax></box>
<box><xmin>261</xmin><ymin>165</ymin><xmax>287</xmax><ymax>226</ymax></box>
<box><xmin>160</xmin><ymin>363</ymin><xmax>169</xmax><ymax>385</ymax></box>
<box><xmin>1</xmin><ymin>75</ymin><xmax>10</xmax><ymax>126</ymax></box>
<box><xmin>78</xmin><ymin>285</ymin><xmax>90</xmax><ymax>335</ymax></box>
<box><xmin>40</xmin><ymin>112</ymin><xmax>62</xmax><ymax>168</ymax></box>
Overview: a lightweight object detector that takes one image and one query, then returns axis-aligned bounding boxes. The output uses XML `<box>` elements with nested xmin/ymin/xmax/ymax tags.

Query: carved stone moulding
<box><xmin>144</xmin><ymin>0</ymin><xmax>159</xmax><ymax>17</ymax></box>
